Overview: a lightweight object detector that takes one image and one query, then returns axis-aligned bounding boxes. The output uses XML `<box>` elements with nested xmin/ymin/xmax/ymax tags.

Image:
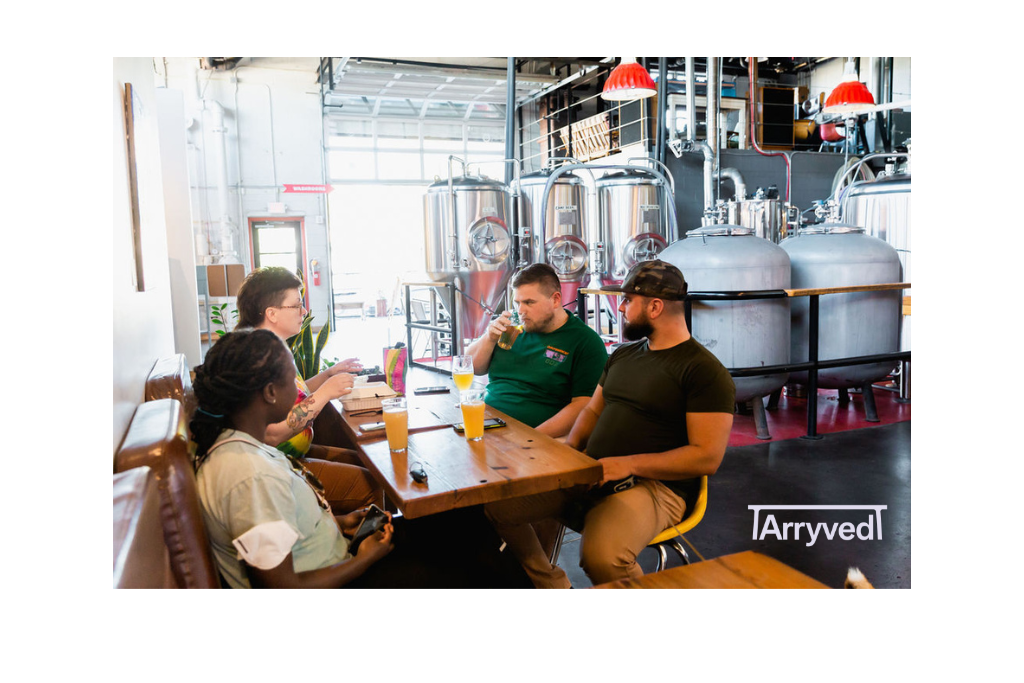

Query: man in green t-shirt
<box><xmin>466</xmin><ymin>263</ymin><xmax>608</xmax><ymax>438</ymax></box>
<box><xmin>485</xmin><ymin>260</ymin><xmax>736</xmax><ymax>588</ymax></box>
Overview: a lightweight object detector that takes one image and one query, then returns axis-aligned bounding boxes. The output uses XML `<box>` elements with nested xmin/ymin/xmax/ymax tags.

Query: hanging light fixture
<box><xmin>823</xmin><ymin>58</ymin><xmax>875</xmax><ymax>114</ymax></box>
<box><xmin>601</xmin><ymin>57</ymin><xmax>657</xmax><ymax>101</ymax></box>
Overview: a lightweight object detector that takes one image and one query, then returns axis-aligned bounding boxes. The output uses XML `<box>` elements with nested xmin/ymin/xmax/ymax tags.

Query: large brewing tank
<box><xmin>781</xmin><ymin>224</ymin><xmax>901</xmax><ymax>388</ymax></box>
<box><xmin>661</xmin><ymin>226</ymin><xmax>791</xmax><ymax>403</ymax></box>
<box><xmin>516</xmin><ymin>168</ymin><xmax>589</xmax><ymax>304</ymax></box>
<box><xmin>595</xmin><ymin>167</ymin><xmax>673</xmax><ymax>289</ymax></box>
<box><xmin>725</xmin><ymin>188</ymin><xmax>789</xmax><ymax>243</ymax></box>
<box><xmin>423</xmin><ymin>174</ymin><xmax>513</xmax><ymax>342</ymax></box>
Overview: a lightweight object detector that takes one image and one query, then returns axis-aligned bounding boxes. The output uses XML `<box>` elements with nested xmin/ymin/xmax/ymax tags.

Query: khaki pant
<box><xmin>304</xmin><ymin>458</ymin><xmax>383</xmax><ymax>513</ymax></box>
<box><xmin>484</xmin><ymin>479</ymin><xmax>687</xmax><ymax>588</ymax></box>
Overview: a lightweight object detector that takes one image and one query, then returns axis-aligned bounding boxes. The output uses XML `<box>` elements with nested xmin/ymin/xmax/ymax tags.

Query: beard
<box><xmin>524</xmin><ymin>309</ymin><xmax>556</xmax><ymax>334</ymax></box>
<box><xmin>623</xmin><ymin>312</ymin><xmax>654</xmax><ymax>341</ymax></box>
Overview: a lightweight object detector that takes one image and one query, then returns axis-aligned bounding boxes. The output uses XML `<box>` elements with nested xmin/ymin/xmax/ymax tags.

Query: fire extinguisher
<box><xmin>310</xmin><ymin>259</ymin><xmax>321</xmax><ymax>286</ymax></box>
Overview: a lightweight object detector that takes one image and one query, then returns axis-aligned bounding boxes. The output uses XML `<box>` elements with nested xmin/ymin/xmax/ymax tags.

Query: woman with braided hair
<box><xmin>192</xmin><ymin>328</ymin><xmax>394</xmax><ymax>588</ymax></box>
<box><xmin>192</xmin><ymin>329</ymin><xmax>533</xmax><ymax>588</ymax></box>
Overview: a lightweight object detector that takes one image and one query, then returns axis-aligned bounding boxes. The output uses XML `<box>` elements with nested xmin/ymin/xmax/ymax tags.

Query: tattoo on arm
<box><xmin>286</xmin><ymin>396</ymin><xmax>318</xmax><ymax>431</ymax></box>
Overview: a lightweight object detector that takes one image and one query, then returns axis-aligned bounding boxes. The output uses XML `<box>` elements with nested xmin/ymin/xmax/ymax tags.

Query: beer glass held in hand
<box><xmin>497</xmin><ymin>311</ymin><xmax>523</xmax><ymax>350</ymax></box>
<box><xmin>382</xmin><ymin>397</ymin><xmax>408</xmax><ymax>452</ymax></box>
<box><xmin>459</xmin><ymin>389</ymin><xmax>486</xmax><ymax>441</ymax></box>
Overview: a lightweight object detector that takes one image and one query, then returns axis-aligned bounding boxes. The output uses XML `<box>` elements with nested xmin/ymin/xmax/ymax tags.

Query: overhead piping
<box><xmin>749</xmin><ymin>58</ymin><xmax>794</xmax><ymax>202</ymax></box>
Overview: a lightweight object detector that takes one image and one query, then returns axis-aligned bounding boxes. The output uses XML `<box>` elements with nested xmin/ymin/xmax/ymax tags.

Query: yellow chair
<box><xmin>648</xmin><ymin>475</ymin><xmax>708</xmax><ymax>571</ymax></box>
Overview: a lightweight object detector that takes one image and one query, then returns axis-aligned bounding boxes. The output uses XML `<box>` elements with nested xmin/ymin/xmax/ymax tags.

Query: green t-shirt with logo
<box><xmin>484</xmin><ymin>312</ymin><xmax>608</xmax><ymax>428</ymax></box>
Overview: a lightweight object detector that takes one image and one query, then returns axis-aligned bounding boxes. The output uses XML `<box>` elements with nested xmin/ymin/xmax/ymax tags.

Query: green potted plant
<box><xmin>210</xmin><ymin>302</ymin><xmax>238</xmax><ymax>338</ymax></box>
<box><xmin>286</xmin><ymin>311</ymin><xmax>331</xmax><ymax>381</ymax></box>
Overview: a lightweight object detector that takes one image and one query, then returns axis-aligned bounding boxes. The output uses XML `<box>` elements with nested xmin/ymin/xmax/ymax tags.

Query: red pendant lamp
<box><xmin>601</xmin><ymin>57</ymin><xmax>657</xmax><ymax>101</ymax></box>
<box><xmin>824</xmin><ymin>58</ymin><xmax>875</xmax><ymax>114</ymax></box>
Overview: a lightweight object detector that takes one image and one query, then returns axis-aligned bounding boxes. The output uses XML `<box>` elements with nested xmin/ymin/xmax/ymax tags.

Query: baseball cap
<box><xmin>599</xmin><ymin>259</ymin><xmax>688</xmax><ymax>300</ymax></box>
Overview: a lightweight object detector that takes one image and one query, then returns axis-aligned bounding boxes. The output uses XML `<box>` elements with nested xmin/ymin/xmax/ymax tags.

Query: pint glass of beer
<box><xmin>497</xmin><ymin>312</ymin><xmax>523</xmax><ymax>350</ymax></box>
<box><xmin>382</xmin><ymin>397</ymin><xmax>408</xmax><ymax>452</ymax></box>
<box><xmin>459</xmin><ymin>389</ymin><xmax>486</xmax><ymax>441</ymax></box>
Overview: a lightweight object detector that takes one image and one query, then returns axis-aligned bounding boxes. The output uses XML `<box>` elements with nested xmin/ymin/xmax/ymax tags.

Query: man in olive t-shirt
<box><xmin>466</xmin><ymin>263</ymin><xmax>607</xmax><ymax>437</ymax></box>
<box><xmin>485</xmin><ymin>260</ymin><xmax>735</xmax><ymax>588</ymax></box>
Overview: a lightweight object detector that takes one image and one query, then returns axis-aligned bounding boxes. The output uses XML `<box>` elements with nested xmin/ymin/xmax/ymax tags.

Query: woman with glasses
<box><xmin>192</xmin><ymin>328</ymin><xmax>530</xmax><ymax>588</ymax></box>
<box><xmin>234</xmin><ymin>266</ymin><xmax>381</xmax><ymax>513</ymax></box>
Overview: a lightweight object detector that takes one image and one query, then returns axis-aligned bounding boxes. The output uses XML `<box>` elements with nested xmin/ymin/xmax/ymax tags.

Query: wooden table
<box><xmin>334</xmin><ymin>368</ymin><xmax>603</xmax><ymax>519</ymax></box>
<box><xmin>592</xmin><ymin>551</ymin><xmax>830</xmax><ymax>589</ymax></box>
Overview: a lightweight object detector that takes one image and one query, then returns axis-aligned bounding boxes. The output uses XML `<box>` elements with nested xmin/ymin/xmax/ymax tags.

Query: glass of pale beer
<box><xmin>459</xmin><ymin>389</ymin><xmax>486</xmax><ymax>441</ymax></box>
<box><xmin>497</xmin><ymin>311</ymin><xmax>523</xmax><ymax>350</ymax></box>
<box><xmin>452</xmin><ymin>354</ymin><xmax>474</xmax><ymax>392</ymax></box>
<box><xmin>382</xmin><ymin>397</ymin><xmax>408</xmax><ymax>452</ymax></box>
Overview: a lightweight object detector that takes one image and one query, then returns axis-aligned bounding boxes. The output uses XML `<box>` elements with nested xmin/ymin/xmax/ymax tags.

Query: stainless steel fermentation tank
<box><xmin>725</xmin><ymin>191</ymin><xmax>791</xmax><ymax>243</ymax></box>
<box><xmin>661</xmin><ymin>226</ymin><xmax>791</xmax><ymax>409</ymax></box>
<box><xmin>839</xmin><ymin>172</ymin><xmax>1024</xmax><ymax>401</ymax></box>
<box><xmin>781</xmin><ymin>224</ymin><xmax>902</xmax><ymax>389</ymax></box>
<box><xmin>595</xmin><ymin>165</ymin><xmax>675</xmax><ymax>287</ymax></box>
<box><xmin>423</xmin><ymin>170</ymin><xmax>513</xmax><ymax>349</ymax></box>
<box><xmin>516</xmin><ymin>166</ymin><xmax>589</xmax><ymax>305</ymax></box>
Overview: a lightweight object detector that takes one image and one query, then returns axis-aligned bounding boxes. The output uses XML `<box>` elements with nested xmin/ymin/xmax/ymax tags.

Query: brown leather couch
<box><xmin>145</xmin><ymin>354</ymin><xmax>197</xmax><ymax>421</ymax></box>
<box><xmin>113</xmin><ymin>398</ymin><xmax>221</xmax><ymax>588</ymax></box>
<box><xmin>113</xmin><ymin>466</ymin><xmax>177</xmax><ymax>588</ymax></box>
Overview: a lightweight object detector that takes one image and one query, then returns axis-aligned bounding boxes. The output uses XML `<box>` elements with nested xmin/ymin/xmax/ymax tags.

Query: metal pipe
<box><xmin>505</xmin><ymin>58</ymin><xmax>516</xmax><ymax>186</ymax></box>
<box><xmin>656</xmin><ymin>57</ymin><xmax>667</xmax><ymax>166</ymax></box>
<box><xmin>686</xmin><ymin>57</ymin><xmax>696</xmax><ymax>143</ymax></box>
<box><xmin>447</xmin><ymin>155</ymin><xmax>467</xmax><ymax>269</ymax></box>
<box><xmin>719</xmin><ymin>167</ymin><xmax>746</xmax><ymax>201</ymax></box>
<box><xmin>205</xmin><ymin>100</ymin><xmax>238</xmax><ymax>263</ymax></box>
<box><xmin>707</xmin><ymin>57</ymin><xmax>720</xmax><ymax>200</ymax></box>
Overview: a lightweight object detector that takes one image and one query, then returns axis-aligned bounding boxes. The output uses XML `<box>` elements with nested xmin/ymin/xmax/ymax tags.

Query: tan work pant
<box><xmin>485</xmin><ymin>478</ymin><xmax>686</xmax><ymax>588</ymax></box>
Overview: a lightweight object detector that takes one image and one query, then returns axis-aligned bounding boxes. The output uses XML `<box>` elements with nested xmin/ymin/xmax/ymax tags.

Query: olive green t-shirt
<box><xmin>586</xmin><ymin>337</ymin><xmax>736</xmax><ymax>502</ymax></box>
<box><xmin>484</xmin><ymin>312</ymin><xmax>608</xmax><ymax>428</ymax></box>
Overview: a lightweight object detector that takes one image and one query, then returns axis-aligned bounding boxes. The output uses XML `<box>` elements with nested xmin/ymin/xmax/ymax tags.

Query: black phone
<box><xmin>453</xmin><ymin>417</ymin><xmax>506</xmax><ymax>433</ymax></box>
<box><xmin>414</xmin><ymin>386</ymin><xmax>451</xmax><ymax>395</ymax></box>
<box><xmin>348</xmin><ymin>504</ymin><xmax>389</xmax><ymax>553</ymax></box>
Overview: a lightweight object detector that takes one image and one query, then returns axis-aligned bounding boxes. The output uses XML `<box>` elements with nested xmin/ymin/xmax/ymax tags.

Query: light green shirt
<box><xmin>195</xmin><ymin>430</ymin><xmax>350</xmax><ymax>588</ymax></box>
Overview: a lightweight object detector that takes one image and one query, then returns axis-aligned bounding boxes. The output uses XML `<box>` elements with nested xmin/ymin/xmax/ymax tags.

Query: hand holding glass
<box><xmin>498</xmin><ymin>311</ymin><xmax>523</xmax><ymax>350</ymax></box>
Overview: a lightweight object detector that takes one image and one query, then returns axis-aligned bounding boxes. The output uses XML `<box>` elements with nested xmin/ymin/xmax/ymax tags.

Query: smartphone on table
<box><xmin>453</xmin><ymin>417</ymin><xmax>506</xmax><ymax>433</ymax></box>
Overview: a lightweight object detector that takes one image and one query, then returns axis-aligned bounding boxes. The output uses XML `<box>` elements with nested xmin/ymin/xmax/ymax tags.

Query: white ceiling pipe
<box><xmin>204</xmin><ymin>98</ymin><xmax>239</xmax><ymax>264</ymax></box>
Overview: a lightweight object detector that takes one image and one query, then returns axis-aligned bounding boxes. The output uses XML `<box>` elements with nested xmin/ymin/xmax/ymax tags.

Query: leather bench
<box><xmin>113</xmin><ymin>398</ymin><xmax>220</xmax><ymax>588</ymax></box>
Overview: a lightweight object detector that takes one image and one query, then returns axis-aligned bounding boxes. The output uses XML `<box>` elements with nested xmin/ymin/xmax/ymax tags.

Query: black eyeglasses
<box><xmin>275</xmin><ymin>302</ymin><xmax>307</xmax><ymax>312</ymax></box>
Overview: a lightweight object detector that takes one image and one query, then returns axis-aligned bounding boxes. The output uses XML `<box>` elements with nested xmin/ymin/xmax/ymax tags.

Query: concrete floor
<box><xmin>556</xmin><ymin>420</ymin><xmax>911</xmax><ymax>589</ymax></box>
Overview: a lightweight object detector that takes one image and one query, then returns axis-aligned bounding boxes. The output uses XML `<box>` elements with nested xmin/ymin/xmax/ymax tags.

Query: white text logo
<box><xmin>748</xmin><ymin>505</ymin><xmax>887</xmax><ymax>547</ymax></box>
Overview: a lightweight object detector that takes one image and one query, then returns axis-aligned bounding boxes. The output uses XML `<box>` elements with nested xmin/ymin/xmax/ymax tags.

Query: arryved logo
<box><xmin>748</xmin><ymin>505</ymin><xmax>887</xmax><ymax>547</ymax></box>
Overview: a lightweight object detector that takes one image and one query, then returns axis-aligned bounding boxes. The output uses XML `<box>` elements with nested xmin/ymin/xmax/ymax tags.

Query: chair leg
<box><xmin>547</xmin><ymin>522</ymin><xmax>567</xmax><ymax>565</ymax></box>
<box><xmin>671</xmin><ymin>539</ymin><xmax>691</xmax><ymax>565</ymax></box>
<box><xmin>655</xmin><ymin>544</ymin><xmax>669</xmax><ymax>572</ymax></box>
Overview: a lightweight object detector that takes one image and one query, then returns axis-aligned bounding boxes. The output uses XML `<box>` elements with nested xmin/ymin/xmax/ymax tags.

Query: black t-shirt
<box><xmin>586</xmin><ymin>337</ymin><xmax>736</xmax><ymax>502</ymax></box>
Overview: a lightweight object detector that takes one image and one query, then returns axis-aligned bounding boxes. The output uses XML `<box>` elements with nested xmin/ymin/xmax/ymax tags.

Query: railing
<box><xmin>403</xmin><ymin>282</ymin><xmax>459</xmax><ymax>375</ymax></box>
<box><xmin>577</xmin><ymin>282</ymin><xmax>911</xmax><ymax>439</ymax></box>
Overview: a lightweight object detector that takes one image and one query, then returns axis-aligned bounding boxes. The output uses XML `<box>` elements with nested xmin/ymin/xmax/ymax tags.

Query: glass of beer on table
<box><xmin>497</xmin><ymin>311</ymin><xmax>523</xmax><ymax>350</ymax></box>
<box><xmin>459</xmin><ymin>389</ymin><xmax>486</xmax><ymax>441</ymax></box>
<box><xmin>452</xmin><ymin>354</ymin><xmax>474</xmax><ymax>392</ymax></box>
<box><xmin>381</xmin><ymin>397</ymin><xmax>408</xmax><ymax>452</ymax></box>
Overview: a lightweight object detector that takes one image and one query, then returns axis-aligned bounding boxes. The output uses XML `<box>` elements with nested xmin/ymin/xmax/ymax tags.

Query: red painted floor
<box><xmin>728</xmin><ymin>384</ymin><xmax>911</xmax><ymax>447</ymax></box>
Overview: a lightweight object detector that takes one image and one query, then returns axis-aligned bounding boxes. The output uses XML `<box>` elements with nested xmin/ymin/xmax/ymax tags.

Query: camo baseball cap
<box><xmin>600</xmin><ymin>259</ymin><xmax>688</xmax><ymax>300</ymax></box>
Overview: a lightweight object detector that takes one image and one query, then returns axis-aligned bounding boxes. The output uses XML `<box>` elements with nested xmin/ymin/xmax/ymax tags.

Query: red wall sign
<box><xmin>283</xmin><ymin>184</ymin><xmax>334</xmax><ymax>193</ymax></box>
